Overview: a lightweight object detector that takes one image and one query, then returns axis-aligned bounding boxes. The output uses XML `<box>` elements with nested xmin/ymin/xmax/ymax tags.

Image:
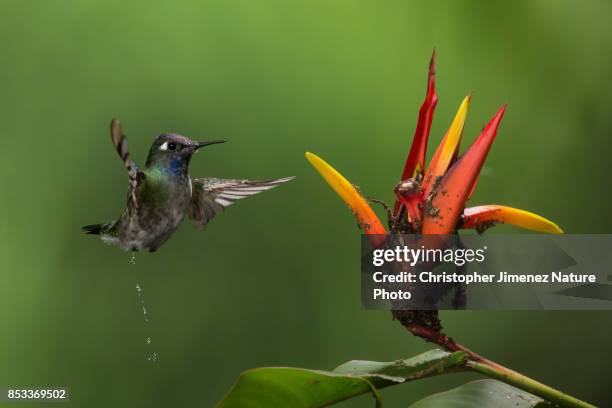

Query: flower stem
<box><xmin>467</xmin><ymin>360</ymin><xmax>596</xmax><ymax>408</ymax></box>
<box><xmin>397</xmin><ymin>322</ymin><xmax>596</xmax><ymax>407</ymax></box>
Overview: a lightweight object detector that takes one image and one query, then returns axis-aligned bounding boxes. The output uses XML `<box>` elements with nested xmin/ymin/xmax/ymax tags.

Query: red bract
<box><xmin>398</xmin><ymin>50</ymin><xmax>438</xmax><ymax>188</ymax></box>
<box><xmin>421</xmin><ymin>105</ymin><xmax>506</xmax><ymax>234</ymax></box>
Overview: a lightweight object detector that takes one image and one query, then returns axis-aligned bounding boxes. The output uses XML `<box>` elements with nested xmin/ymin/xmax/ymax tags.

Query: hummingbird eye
<box><xmin>160</xmin><ymin>141</ymin><xmax>178</xmax><ymax>151</ymax></box>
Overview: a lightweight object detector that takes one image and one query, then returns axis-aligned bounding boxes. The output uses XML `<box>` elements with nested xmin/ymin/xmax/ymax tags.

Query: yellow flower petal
<box><xmin>305</xmin><ymin>152</ymin><xmax>386</xmax><ymax>235</ymax></box>
<box><xmin>461</xmin><ymin>205</ymin><xmax>564</xmax><ymax>234</ymax></box>
<box><xmin>422</xmin><ymin>95</ymin><xmax>471</xmax><ymax>197</ymax></box>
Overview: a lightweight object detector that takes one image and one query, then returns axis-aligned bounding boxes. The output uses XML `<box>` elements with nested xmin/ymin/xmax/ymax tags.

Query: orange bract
<box><xmin>305</xmin><ymin>152</ymin><xmax>386</xmax><ymax>237</ymax></box>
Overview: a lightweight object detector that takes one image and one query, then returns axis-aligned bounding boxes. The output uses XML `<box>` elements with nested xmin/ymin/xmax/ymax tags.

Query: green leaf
<box><xmin>409</xmin><ymin>379</ymin><xmax>552</xmax><ymax>408</ymax></box>
<box><xmin>333</xmin><ymin>349</ymin><xmax>467</xmax><ymax>382</ymax></box>
<box><xmin>217</xmin><ymin>350</ymin><xmax>468</xmax><ymax>408</ymax></box>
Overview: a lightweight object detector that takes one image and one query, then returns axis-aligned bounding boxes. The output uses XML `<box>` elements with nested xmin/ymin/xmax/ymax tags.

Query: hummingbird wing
<box><xmin>188</xmin><ymin>176</ymin><xmax>295</xmax><ymax>229</ymax></box>
<box><xmin>110</xmin><ymin>118</ymin><xmax>144</xmax><ymax>211</ymax></box>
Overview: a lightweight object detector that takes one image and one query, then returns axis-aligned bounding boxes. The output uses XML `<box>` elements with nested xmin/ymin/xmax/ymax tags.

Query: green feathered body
<box><xmin>101</xmin><ymin>166</ymin><xmax>193</xmax><ymax>252</ymax></box>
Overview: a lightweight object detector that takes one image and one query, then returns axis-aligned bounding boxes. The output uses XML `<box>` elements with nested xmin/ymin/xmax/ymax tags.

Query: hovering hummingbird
<box><xmin>83</xmin><ymin>119</ymin><xmax>294</xmax><ymax>252</ymax></box>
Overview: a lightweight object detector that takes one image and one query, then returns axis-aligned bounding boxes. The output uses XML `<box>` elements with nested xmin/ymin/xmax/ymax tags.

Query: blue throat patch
<box><xmin>168</xmin><ymin>159</ymin><xmax>183</xmax><ymax>176</ymax></box>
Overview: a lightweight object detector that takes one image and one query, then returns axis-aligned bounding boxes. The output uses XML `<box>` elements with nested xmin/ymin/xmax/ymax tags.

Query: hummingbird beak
<box><xmin>194</xmin><ymin>140</ymin><xmax>227</xmax><ymax>151</ymax></box>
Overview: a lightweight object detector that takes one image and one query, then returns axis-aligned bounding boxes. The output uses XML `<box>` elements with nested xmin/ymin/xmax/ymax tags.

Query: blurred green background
<box><xmin>0</xmin><ymin>0</ymin><xmax>610</xmax><ymax>406</ymax></box>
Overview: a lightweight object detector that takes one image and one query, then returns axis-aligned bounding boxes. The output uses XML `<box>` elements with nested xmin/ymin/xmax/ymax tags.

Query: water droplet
<box><xmin>135</xmin><ymin>282</ymin><xmax>157</xmax><ymax>362</ymax></box>
<box><xmin>147</xmin><ymin>352</ymin><xmax>158</xmax><ymax>363</ymax></box>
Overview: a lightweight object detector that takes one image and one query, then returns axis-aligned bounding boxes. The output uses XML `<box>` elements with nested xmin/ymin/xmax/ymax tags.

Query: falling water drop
<box><xmin>135</xmin><ymin>282</ymin><xmax>156</xmax><ymax>363</ymax></box>
<box><xmin>147</xmin><ymin>351</ymin><xmax>158</xmax><ymax>363</ymax></box>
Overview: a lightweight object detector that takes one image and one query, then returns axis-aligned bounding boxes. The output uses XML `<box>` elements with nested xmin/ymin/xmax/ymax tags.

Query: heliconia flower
<box><xmin>305</xmin><ymin>51</ymin><xmax>563</xmax><ymax>238</ymax></box>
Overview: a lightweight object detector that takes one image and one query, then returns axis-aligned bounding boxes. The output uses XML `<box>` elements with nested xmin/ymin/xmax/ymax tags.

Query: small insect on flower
<box><xmin>305</xmin><ymin>50</ymin><xmax>562</xmax><ymax>241</ymax></box>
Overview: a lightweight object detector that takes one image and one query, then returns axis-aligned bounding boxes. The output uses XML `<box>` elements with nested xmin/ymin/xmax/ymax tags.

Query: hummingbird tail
<box><xmin>82</xmin><ymin>223</ymin><xmax>103</xmax><ymax>235</ymax></box>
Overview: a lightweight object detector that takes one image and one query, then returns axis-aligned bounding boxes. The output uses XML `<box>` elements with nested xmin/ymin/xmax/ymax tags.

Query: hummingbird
<box><xmin>83</xmin><ymin>119</ymin><xmax>295</xmax><ymax>252</ymax></box>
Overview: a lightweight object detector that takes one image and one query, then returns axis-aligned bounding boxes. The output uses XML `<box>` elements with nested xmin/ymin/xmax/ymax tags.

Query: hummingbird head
<box><xmin>145</xmin><ymin>133</ymin><xmax>226</xmax><ymax>171</ymax></box>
